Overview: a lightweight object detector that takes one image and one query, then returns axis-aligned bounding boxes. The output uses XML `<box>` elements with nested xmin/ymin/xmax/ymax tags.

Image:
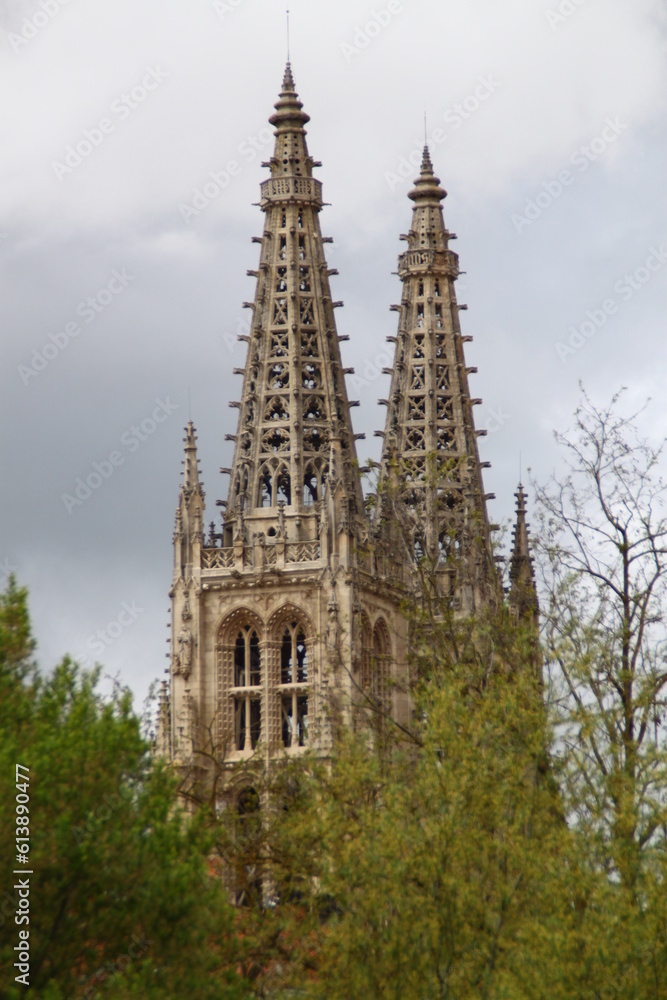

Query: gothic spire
<box><xmin>182</xmin><ymin>420</ymin><xmax>202</xmax><ymax>492</ymax></box>
<box><xmin>377</xmin><ymin>146</ymin><xmax>496</xmax><ymax>605</ymax></box>
<box><xmin>223</xmin><ymin>63</ymin><xmax>364</xmax><ymax>525</ymax></box>
<box><xmin>173</xmin><ymin>421</ymin><xmax>204</xmax><ymax>566</ymax></box>
<box><xmin>509</xmin><ymin>483</ymin><xmax>538</xmax><ymax>623</ymax></box>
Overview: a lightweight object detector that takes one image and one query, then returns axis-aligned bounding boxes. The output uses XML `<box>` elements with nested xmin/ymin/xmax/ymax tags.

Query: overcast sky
<box><xmin>1</xmin><ymin>0</ymin><xmax>666</xmax><ymax>721</ymax></box>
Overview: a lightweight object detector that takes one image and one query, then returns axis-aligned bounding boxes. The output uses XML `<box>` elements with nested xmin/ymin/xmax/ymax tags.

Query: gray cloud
<box><xmin>1</xmin><ymin>0</ymin><xmax>666</xmax><ymax>713</ymax></box>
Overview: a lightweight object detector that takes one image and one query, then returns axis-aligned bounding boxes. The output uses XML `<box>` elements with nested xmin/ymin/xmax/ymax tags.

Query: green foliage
<box><xmin>211</xmin><ymin>602</ymin><xmax>667</xmax><ymax>998</ymax></box>
<box><xmin>0</xmin><ymin>579</ymin><xmax>249</xmax><ymax>999</ymax></box>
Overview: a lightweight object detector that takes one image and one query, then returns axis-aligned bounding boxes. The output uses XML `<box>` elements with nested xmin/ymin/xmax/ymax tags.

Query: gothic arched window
<box><xmin>278</xmin><ymin>621</ymin><xmax>309</xmax><ymax>748</ymax></box>
<box><xmin>230</xmin><ymin>625</ymin><xmax>262</xmax><ymax>751</ymax></box>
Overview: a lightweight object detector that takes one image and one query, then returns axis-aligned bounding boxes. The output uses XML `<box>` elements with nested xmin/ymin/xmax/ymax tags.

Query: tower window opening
<box><xmin>279</xmin><ymin>621</ymin><xmax>309</xmax><ymax>748</ymax></box>
<box><xmin>262</xmin><ymin>428</ymin><xmax>289</xmax><ymax>453</ymax></box>
<box><xmin>270</xmin><ymin>332</ymin><xmax>288</xmax><ymax>358</ymax></box>
<box><xmin>296</xmin><ymin>631</ymin><xmax>308</xmax><ymax>681</ymax></box>
<box><xmin>418</xmin><ymin>280</ymin><xmax>424</xmax><ymax>297</ymax></box>
<box><xmin>304</xmin><ymin>398</ymin><xmax>323</xmax><ymax>421</ymax></box>
<box><xmin>280</xmin><ymin>624</ymin><xmax>309</xmax><ymax>684</ymax></box>
<box><xmin>303</xmin><ymin>469</ymin><xmax>318</xmax><ymax>505</ymax></box>
<box><xmin>281</xmin><ymin>211</ymin><xmax>287</xmax><ymax>228</ymax></box>
<box><xmin>281</xmin><ymin>628</ymin><xmax>293</xmax><ymax>683</ymax></box>
<box><xmin>234</xmin><ymin>634</ymin><xmax>246</xmax><ymax>686</ymax></box>
<box><xmin>268</xmin><ymin>363</ymin><xmax>289</xmax><ymax>389</ymax></box>
<box><xmin>302</xmin><ymin>363</ymin><xmax>320</xmax><ymax>389</ymax></box>
<box><xmin>435</xmin><ymin>304</ymin><xmax>443</xmax><ymax>328</ymax></box>
<box><xmin>298</xmin><ymin>210</ymin><xmax>303</xmax><ymax>228</ymax></box>
<box><xmin>416</xmin><ymin>304</ymin><xmax>424</xmax><ymax>328</ymax></box>
<box><xmin>232</xmin><ymin>628</ymin><xmax>262</xmax><ymax>751</ymax></box>
<box><xmin>279</xmin><ymin>235</ymin><xmax>287</xmax><ymax>261</ymax></box>
<box><xmin>233</xmin><ymin>629</ymin><xmax>261</xmax><ymax>688</ymax></box>
<box><xmin>259</xmin><ymin>470</ymin><xmax>272</xmax><ymax>508</ymax></box>
<box><xmin>298</xmin><ymin>235</ymin><xmax>306</xmax><ymax>260</ymax></box>
<box><xmin>282</xmin><ymin>695</ymin><xmax>308</xmax><ymax>748</ymax></box>
<box><xmin>434</xmin><ymin>281</ymin><xmax>440</xmax><ymax>297</ymax></box>
<box><xmin>276</xmin><ymin>469</ymin><xmax>291</xmax><ymax>505</ymax></box>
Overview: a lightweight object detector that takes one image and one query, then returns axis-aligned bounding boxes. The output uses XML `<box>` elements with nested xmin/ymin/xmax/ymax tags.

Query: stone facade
<box><xmin>156</xmin><ymin>64</ymin><xmax>535</xmax><ymax>787</ymax></box>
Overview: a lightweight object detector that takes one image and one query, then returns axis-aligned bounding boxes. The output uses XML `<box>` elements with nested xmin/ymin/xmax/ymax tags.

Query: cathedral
<box><xmin>155</xmin><ymin>63</ymin><xmax>535</xmax><ymax>774</ymax></box>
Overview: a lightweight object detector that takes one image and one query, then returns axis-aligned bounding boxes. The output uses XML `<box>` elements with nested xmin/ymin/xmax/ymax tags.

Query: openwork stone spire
<box><xmin>378</xmin><ymin>146</ymin><xmax>495</xmax><ymax>603</ymax></box>
<box><xmin>224</xmin><ymin>63</ymin><xmax>364</xmax><ymax>522</ymax></box>
<box><xmin>509</xmin><ymin>483</ymin><xmax>539</xmax><ymax>623</ymax></box>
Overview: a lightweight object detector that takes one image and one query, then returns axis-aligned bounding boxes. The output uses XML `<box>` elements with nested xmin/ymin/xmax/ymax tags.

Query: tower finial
<box><xmin>182</xmin><ymin>421</ymin><xmax>201</xmax><ymax>491</ymax></box>
<box><xmin>408</xmin><ymin>144</ymin><xmax>445</xmax><ymax>203</ymax></box>
<box><xmin>286</xmin><ymin>8</ymin><xmax>290</xmax><ymax>62</ymax></box>
<box><xmin>509</xmin><ymin>483</ymin><xmax>538</xmax><ymax>623</ymax></box>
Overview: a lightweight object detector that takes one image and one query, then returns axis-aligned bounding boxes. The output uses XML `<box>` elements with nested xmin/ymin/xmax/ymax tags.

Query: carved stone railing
<box><xmin>202</xmin><ymin>547</ymin><xmax>235</xmax><ymax>570</ymax></box>
<box><xmin>398</xmin><ymin>247</ymin><xmax>459</xmax><ymax>278</ymax></box>
<box><xmin>285</xmin><ymin>541</ymin><xmax>321</xmax><ymax>563</ymax></box>
<box><xmin>260</xmin><ymin>176</ymin><xmax>323</xmax><ymax>206</ymax></box>
<box><xmin>264</xmin><ymin>546</ymin><xmax>277</xmax><ymax>566</ymax></box>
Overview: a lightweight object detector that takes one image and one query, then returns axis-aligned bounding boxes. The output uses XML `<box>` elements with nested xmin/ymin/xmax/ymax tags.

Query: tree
<box><xmin>0</xmin><ymin>577</ymin><xmax>249</xmax><ymax>999</ymax></box>
<box><xmin>534</xmin><ymin>390</ymin><xmax>667</xmax><ymax>889</ymax></box>
<box><xmin>207</xmin><ymin>594</ymin><xmax>578</xmax><ymax>998</ymax></box>
<box><xmin>533</xmin><ymin>388</ymin><xmax>667</xmax><ymax>996</ymax></box>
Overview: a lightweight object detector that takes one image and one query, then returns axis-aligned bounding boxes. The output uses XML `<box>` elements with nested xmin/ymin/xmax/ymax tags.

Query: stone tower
<box><xmin>157</xmin><ymin>65</ymin><xmax>510</xmax><ymax>782</ymax></box>
<box><xmin>160</xmin><ymin>65</ymin><xmax>411</xmax><ymax>776</ymax></box>
<box><xmin>376</xmin><ymin>147</ymin><xmax>498</xmax><ymax>611</ymax></box>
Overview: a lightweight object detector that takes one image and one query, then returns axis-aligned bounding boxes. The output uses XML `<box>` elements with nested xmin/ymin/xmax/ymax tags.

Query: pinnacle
<box><xmin>270</xmin><ymin>61</ymin><xmax>310</xmax><ymax>130</ymax></box>
<box><xmin>510</xmin><ymin>482</ymin><xmax>537</xmax><ymax>604</ymax></box>
<box><xmin>409</xmin><ymin>145</ymin><xmax>447</xmax><ymax>204</ymax></box>
<box><xmin>182</xmin><ymin>421</ymin><xmax>201</xmax><ymax>491</ymax></box>
<box><xmin>282</xmin><ymin>61</ymin><xmax>295</xmax><ymax>92</ymax></box>
<box><xmin>420</xmin><ymin>144</ymin><xmax>434</xmax><ymax>175</ymax></box>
